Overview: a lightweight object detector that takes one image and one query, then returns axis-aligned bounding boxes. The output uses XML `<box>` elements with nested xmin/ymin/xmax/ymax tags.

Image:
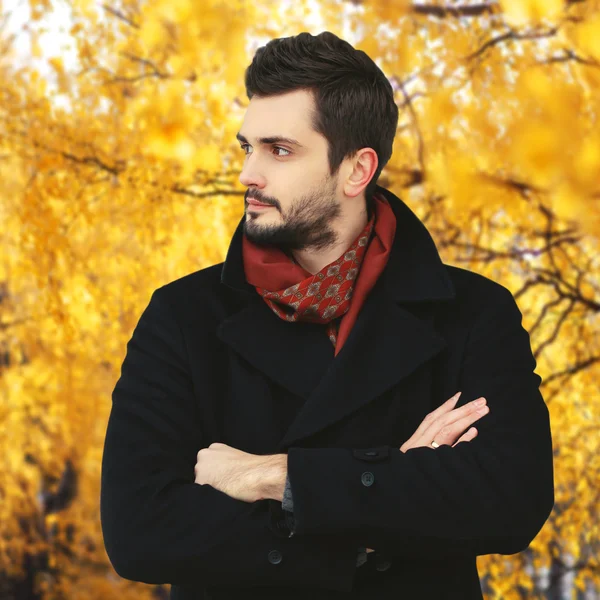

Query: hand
<box><xmin>194</xmin><ymin>442</ymin><xmax>275</xmax><ymax>503</ymax></box>
<box><xmin>400</xmin><ymin>391</ymin><xmax>489</xmax><ymax>453</ymax></box>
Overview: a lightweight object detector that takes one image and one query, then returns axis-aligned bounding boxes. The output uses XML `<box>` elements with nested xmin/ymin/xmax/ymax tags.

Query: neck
<box><xmin>291</xmin><ymin>194</ymin><xmax>373</xmax><ymax>275</ymax></box>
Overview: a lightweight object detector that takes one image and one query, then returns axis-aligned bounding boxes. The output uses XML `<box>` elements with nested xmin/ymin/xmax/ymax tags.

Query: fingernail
<box><xmin>453</xmin><ymin>391</ymin><xmax>462</xmax><ymax>402</ymax></box>
<box><xmin>474</xmin><ymin>398</ymin><xmax>486</xmax><ymax>406</ymax></box>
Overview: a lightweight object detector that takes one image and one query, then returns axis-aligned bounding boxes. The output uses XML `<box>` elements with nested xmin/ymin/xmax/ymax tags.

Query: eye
<box><xmin>239</xmin><ymin>144</ymin><xmax>291</xmax><ymax>157</ymax></box>
<box><xmin>273</xmin><ymin>146</ymin><xmax>291</xmax><ymax>157</ymax></box>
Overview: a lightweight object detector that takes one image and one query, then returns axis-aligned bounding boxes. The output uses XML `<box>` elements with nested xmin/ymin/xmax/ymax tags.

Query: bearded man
<box><xmin>101</xmin><ymin>30</ymin><xmax>554</xmax><ymax>600</ymax></box>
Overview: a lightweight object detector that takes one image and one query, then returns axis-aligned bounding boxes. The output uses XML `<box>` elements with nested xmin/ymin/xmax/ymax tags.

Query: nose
<box><xmin>239</xmin><ymin>156</ymin><xmax>266</xmax><ymax>189</ymax></box>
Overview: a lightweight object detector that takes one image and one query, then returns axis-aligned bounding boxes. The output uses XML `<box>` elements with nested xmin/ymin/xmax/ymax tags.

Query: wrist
<box><xmin>258</xmin><ymin>454</ymin><xmax>287</xmax><ymax>501</ymax></box>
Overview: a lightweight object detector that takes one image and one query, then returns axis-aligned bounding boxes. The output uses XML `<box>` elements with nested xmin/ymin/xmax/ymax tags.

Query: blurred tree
<box><xmin>0</xmin><ymin>0</ymin><xmax>598</xmax><ymax>598</ymax></box>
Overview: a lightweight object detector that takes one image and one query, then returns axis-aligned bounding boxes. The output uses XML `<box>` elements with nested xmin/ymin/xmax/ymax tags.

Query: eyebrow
<box><xmin>236</xmin><ymin>132</ymin><xmax>305</xmax><ymax>149</ymax></box>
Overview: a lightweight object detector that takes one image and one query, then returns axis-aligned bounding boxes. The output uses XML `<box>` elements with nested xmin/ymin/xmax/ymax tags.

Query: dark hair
<box><xmin>244</xmin><ymin>31</ymin><xmax>399</xmax><ymax>210</ymax></box>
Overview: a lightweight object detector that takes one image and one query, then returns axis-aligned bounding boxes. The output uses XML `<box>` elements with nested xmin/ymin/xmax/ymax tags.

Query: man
<box><xmin>100</xmin><ymin>31</ymin><xmax>554</xmax><ymax>600</ymax></box>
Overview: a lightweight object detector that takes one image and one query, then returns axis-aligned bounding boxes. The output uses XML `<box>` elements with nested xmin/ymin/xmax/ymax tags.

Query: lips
<box><xmin>247</xmin><ymin>199</ymin><xmax>272</xmax><ymax>207</ymax></box>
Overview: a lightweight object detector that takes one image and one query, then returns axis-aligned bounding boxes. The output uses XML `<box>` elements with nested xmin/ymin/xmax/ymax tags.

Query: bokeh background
<box><xmin>0</xmin><ymin>0</ymin><xmax>599</xmax><ymax>598</ymax></box>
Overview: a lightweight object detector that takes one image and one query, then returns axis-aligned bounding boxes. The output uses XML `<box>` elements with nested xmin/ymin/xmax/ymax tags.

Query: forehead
<box><xmin>240</xmin><ymin>89</ymin><xmax>322</xmax><ymax>147</ymax></box>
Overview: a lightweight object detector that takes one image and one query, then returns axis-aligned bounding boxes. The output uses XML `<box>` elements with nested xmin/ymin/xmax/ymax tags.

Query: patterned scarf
<box><xmin>242</xmin><ymin>191</ymin><xmax>397</xmax><ymax>357</ymax></box>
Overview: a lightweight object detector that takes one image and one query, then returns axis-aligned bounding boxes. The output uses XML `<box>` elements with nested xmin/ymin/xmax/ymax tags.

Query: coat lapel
<box><xmin>217</xmin><ymin>185</ymin><xmax>456</xmax><ymax>450</ymax></box>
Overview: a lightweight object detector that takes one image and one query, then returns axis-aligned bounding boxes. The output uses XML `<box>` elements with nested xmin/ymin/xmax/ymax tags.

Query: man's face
<box><xmin>237</xmin><ymin>89</ymin><xmax>344</xmax><ymax>254</ymax></box>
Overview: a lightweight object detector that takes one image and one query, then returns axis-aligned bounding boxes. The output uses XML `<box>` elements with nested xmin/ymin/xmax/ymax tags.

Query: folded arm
<box><xmin>100</xmin><ymin>289</ymin><xmax>358</xmax><ymax>590</ymax></box>
<box><xmin>285</xmin><ymin>285</ymin><xmax>555</xmax><ymax>559</ymax></box>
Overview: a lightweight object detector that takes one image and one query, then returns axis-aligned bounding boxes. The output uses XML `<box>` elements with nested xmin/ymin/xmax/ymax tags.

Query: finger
<box><xmin>419</xmin><ymin>397</ymin><xmax>487</xmax><ymax>443</ymax></box>
<box><xmin>452</xmin><ymin>427</ymin><xmax>478</xmax><ymax>447</ymax></box>
<box><xmin>408</xmin><ymin>391</ymin><xmax>463</xmax><ymax>442</ymax></box>
<box><xmin>427</xmin><ymin>406</ymin><xmax>489</xmax><ymax>447</ymax></box>
<box><xmin>442</xmin><ymin>397</ymin><xmax>488</xmax><ymax>428</ymax></box>
<box><xmin>429</xmin><ymin>391</ymin><xmax>463</xmax><ymax>420</ymax></box>
<box><xmin>445</xmin><ymin>405</ymin><xmax>489</xmax><ymax>439</ymax></box>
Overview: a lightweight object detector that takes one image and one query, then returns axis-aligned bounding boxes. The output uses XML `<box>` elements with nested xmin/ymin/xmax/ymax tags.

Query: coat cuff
<box><xmin>281</xmin><ymin>474</ymin><xmax>367</xmax><ymax>567</ymax></box>
<box><xmin>283</xmin><ymin>472</ymin><xmax>367</xmax><ymax>567</ymax></box>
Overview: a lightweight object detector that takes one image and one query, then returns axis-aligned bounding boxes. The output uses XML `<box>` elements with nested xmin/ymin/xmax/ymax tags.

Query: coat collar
<box><xmin>217</xmin><ymin>185</ymin><xmax>456</xmax><ymax>450</ymax></box>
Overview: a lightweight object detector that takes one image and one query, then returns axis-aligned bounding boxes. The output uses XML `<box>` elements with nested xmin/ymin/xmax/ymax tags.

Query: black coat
<box><xmin>100</xmin><ymin>185</ymin><xmax>554</xmax><ymax>600</ymax></box>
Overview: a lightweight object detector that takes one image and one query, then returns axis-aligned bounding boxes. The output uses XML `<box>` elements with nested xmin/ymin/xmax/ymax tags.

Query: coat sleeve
<box><xmin>100</xmin><ymin>288</ymin><xmax>358</xmax><ymax>591</ymax></box>
<box><xmin>285</xmin><ymin>285</ymin><xmax>555</xmax><ymax>559</ymax></box>
<box><xmin>282</xmin><ymin>475</ymin><xmax>368</xmax><ymax>567</ymax></box>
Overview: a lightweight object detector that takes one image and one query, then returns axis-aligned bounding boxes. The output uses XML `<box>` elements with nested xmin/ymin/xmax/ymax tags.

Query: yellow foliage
<box><xmin>500</xmin><ymin>0</ymin><xmax>565</xmax><ymax>25</ymax></box>
<box><xmin>364</xmin><ymin>0</ymin><xmax>410</xmax><ymax>23</ymax></box>
<box><xmin>570</xmin><ymin>11</ymin><xmax>600</xmax><ymax>61</ymax></box>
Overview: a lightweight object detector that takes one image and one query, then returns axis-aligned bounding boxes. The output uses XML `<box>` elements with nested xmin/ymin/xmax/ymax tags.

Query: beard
<box><xmin>243</xmin><ymin>175</ymin><xmax>343</xmax><ymax>254</ymax></box>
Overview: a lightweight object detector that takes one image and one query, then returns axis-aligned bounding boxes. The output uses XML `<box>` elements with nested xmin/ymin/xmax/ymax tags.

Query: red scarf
<box><xmin>242</xmin><ymin>191</ymin><xmax>397</xmax><ymax>357</ymax></box>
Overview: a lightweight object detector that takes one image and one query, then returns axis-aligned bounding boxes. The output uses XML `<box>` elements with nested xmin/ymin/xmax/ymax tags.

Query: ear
<box><xmin>343</xmin><ymin>148</ymin><xmax>378</xmax><ymax>198</ymax></box>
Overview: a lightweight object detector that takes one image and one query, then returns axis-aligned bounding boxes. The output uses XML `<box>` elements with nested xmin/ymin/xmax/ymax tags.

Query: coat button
<box><xmin>268</xmin><ymin>550</ymin><xmax>283</xmax><ymax>565</ymax></box>
<box><xmin>361</xmin><ymin>471</ymin><xmax>375</xmax><ymax>486</ymax></box>
<box><xmin>376</xmin><ymin>559</ymin><xmax>392</xmax><ymax>572</ymax></box>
